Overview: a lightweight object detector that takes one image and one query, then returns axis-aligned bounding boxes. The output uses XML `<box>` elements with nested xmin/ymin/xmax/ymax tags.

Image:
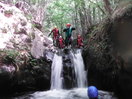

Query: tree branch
<box><xmin>89</xmin><ymin>0</ymin><xmax>106</xmax><ymax>15</ymax></box>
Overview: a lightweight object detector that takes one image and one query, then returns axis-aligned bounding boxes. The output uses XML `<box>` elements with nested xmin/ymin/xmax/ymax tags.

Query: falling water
<box><xmin>51</xmin><ymin>49</ymin><xmax>87</xmax><ymax>89</ymax></box>
<box><xmin>51</xmin><ymin>54</ymin><xmax>63</xmax><ymax>90</ymax></box>
<box><xmin>71</xmin><ymin>49</ymin><xmax>87</xmax><ymax>88</ymax></box>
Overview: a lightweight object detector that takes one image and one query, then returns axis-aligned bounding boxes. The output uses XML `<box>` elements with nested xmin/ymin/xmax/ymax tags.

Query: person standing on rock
<box><xmin>58</xmin><ymin>35</ymin><xmax>65</xmax><ymax>49</ymax></box>
<box><xmin>77</xmin><ymin>34</ymin><xmax>84</xmax><ymax>48</ymax></box>
<box><xmin>48</xmin><ymin>26</ymin><xmax>60</xmax><ymax>46</ymax></box>
<box><xmin>63</xmin><ymin>23</ymin><xmax>75</xmax><ymax>47</ymax></box>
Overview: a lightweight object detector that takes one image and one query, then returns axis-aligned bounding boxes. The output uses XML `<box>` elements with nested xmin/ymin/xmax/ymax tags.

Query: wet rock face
<box><xmin>83</xmin><ymin>49</ymin><xmax>118</xmax><ymax>92</ymax></box>
<box><xmin>0</xmin><ymin>65</ymin><xmax>14</xmax><ymax>94</ymax></box>
<box><xmin>44</xmin><ymin>50</ymin><xmax>54</xmax><ymax>62</ymax></box>
<box><xmin>111</xmin><ymin>5</ymin><xmax>132</xmax><ymax>99</ymax></box>
<box><xmin>83</xmin><ymin>2</ymin><xmax>132</xmax><ymax>99</ymax></box>
<box><xmin>13</xmin><ymin>61</ymin><xmax>51</xmax><ymax>92</ymax></box>
<box><xmin>115</xmin><ymin>22</ymin><xmax>132</xmax><ymax>98</ymax></box>
<box><xmin>0</xmin><ymin>50</ymin><xmax>52</xmax><ymax>95</ymax></box>
<box><xmin>62</xmin><ymin>49</ymin><xmax>76</xmax><ymax>89</ymax></box>
<box><xmin>0</xmin><ymin>60</ymin><xmax>51</xmax><ymax>95</ymax></box>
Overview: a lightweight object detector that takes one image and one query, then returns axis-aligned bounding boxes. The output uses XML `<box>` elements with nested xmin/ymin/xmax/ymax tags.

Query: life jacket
<box><xmin>59</xmin><ymin>38</ymin><xmax>64</xmax><ymax>48</ymax></box>
<box><xmin>66</xmin><ymin>27</ymin><xmax>72</xmax><ymax>37</ymax></box>
<box><xmin>52</xmin><ymin>28</ymin><xmax>59</xmax><ymax>40</ymax></box>
<box><xmin>77</xmin><ymin>37</ymin><xmax>83</xmax><ymax>47</ymax></box>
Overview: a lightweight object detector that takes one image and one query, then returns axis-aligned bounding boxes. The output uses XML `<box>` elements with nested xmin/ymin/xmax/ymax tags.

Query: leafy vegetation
<box><xmin>0</xmin><ymin>50</ymin><xmax>19</xmax><ymax>64</ymax></box>
<box><xmin>0</xmin><ymin>0</ymin><xmax>123</xmax><ymax>35</ymax></box>
<box><xmin>0</xmin><ymin>50</ymin><xmax>50</xmax><ymax>72</ymax></box>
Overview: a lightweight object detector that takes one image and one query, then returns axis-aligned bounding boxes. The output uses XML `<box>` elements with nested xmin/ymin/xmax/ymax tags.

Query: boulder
<box><xmin>31</xmin><ymin>29</ymin><xmax>54</xmax><ymax>59</ymax></box>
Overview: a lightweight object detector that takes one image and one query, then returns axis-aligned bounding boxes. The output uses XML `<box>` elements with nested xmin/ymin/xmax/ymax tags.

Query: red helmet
<box><xmin>66</xmin><ymin>23</ymin><xmax>71</xmax><ymax>27</ymax></box>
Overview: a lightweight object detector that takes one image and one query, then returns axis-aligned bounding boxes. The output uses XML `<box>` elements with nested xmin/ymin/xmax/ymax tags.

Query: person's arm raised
<box><xmin>63</xmin><ymin>28</ymin><xmax>67</xmax><ymax>32</ymax></box>
<box><xmin>48</xmin><ymin>31</ymin><xmax>52</xmax><ymax>37</ymax></box>
<box><xmin>72</xmin><ymin>27</ymin><xmax>76</xmax><ymax>30</ymax></box>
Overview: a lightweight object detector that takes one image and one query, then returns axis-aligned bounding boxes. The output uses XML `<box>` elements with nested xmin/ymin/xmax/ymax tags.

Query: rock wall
<box><xmin>83</xmin><ymin>1</ymin><xmax>132</xmax><ymax>99</ymax></box>
<box><xmin>31</xmin><ymin>29</ymin><xmax>54</xmax><ymax>59</ymax></box>
<box><xmin>0</xmin><ymin>2</ymin><xmax>54</xmax><ymax>95</ymax></box>
<box><xmin>0</xmin><ymin>2</ymin><xmax>32</xmax><ymax>50</ymax></box>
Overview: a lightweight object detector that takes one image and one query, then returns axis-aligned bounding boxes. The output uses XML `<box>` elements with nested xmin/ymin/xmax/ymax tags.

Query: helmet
<box><xmin>59</xmin><ymin>36</ymin><xmax>62</xmax><ymax>38</ymax></box>
<box><xmin>88</xmin><ymin>86</ymin><xmax>98</xmax><ymax>98</ymax></box>
<box><xmin>78</xmin><ymin>34</ymin><xmax>81</xmax><ymax>38</ymax></box>
<box><xmin>54</xmin><ymin>26</ymin><xmax>57</xmax><ymax>29</ymax></box>
<box><xmin>66</xmin><ymin>23</ymin><xmax>71</xmax><ymax>27</ymax></box>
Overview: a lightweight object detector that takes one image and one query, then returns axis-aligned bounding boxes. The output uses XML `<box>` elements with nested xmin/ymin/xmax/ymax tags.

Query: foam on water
<box><xmin>16</xmin><ymin>88</ymin><xmax>117</xmax><ymax>99</ymax></box>
<box><xmin>30</xmin><ymin>88</ymin><xmax>88</xmax><ymax>99</ymax></box>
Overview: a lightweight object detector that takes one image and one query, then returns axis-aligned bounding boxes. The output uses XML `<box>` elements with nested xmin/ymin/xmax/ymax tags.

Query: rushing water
<box><xmin>49</xmin><ymin>49</ymin><xmax>88</xmax><ymax>98</ymax></box>
<box><xmin>14</xmin><ymin>88</ymin><xmax>117</xmax><ymax>99</ymax></box>
<box><xmin>50</xmin><ymin>54</ymin><xmax>63</xmax><ymax>89</ymax></box>
<box><xmin>51</xmin><ymin>49</ymin><xmax>87</xmax><ymax>89</ymax></box>
<box><xmin>71</xmin><ymin>49</ymin><xmax>87</xmax><ymax>88</ymax></box>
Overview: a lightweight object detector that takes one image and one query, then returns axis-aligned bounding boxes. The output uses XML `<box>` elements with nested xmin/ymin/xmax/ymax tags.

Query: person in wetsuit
<box><xmin>48</xmin><ymin>26</ymin><xmax>60</xmax><ymax>46</ymax></box>
<box><xmin>58</xmin><ymin>36</ymin><xmax>65</xmax><ymax>49</ymax></box>
<box><xmin>77</xmin><ymin>34</ymin><xmax>84</xmax><ymax>48</ymax></box>
<box><xmin>63</xmin><ymin>23</ymin><xmax>75</xmax><ymax>47</ymax></box>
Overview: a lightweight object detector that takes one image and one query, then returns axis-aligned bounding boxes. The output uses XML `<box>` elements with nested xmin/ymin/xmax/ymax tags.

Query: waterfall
<box><xmin>15</xmin><ymin>50</ymin><xmax>117</xmax><ymax>99</ymax></box>
<box><xmin>71</xmin><ymin>49</ymin><xmax>87</xmax><ymax>88</ymax></box>
<box><xmin>51</xmin><ymin>54</ymin><xmax>63</xmax><ymax>90</ymax></box>
<box><xmin>51</xmin><ymin>49</ymin><xmax>87</xmax><ymax>90</ymax></box>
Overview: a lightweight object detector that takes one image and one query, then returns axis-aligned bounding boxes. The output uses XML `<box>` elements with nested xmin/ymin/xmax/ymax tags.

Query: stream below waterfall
<box><xmin>13</xmin><ymin>88</ymin><xmax>117</xmax><ymax>99</ymax></box>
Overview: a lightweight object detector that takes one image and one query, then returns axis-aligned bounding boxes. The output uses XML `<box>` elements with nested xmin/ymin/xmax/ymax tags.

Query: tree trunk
<box><xmin>74</xmin><ymin>1</ymin><xmax>80</xmax><ymax>36</ymax></box>
<box><xmin>79</xmin><ymin>0</ymin><xmax>92</xmax><ymax>36</ymax></box>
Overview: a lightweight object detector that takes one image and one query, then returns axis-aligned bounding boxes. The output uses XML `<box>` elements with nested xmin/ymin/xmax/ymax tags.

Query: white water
<box><xmin>50</xmin><ymin>54</ymin><xmax>63</xmax><ymax>90</ymax></box>
<box><xmin>31</xmin><ymin>88</ymin><xmax>87</xmax><ymax>99</ymax></box>
<box><xmin>15</xmin><ymin>88</ymin><xmax>117</xmax><ymax>99</ymax></box>
<box><xmin>71</xmin><ymin>49</ymin><xmax>87</xmax><ymax>88</ymax></box>
<box><xmin>51</xmin><ymin>49</ymin><xmax>87</xmax><ymax>89</ymax></box>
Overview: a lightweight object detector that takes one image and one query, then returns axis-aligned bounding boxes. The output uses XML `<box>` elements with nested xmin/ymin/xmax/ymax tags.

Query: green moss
<box><xmin>0</xmin><ymin>50</ymin><xmax>19</xmax><ymax>64</ymax></box>
<box><xmin>0</xmin><ymin>50</ymin><xmax>49</xmax><ymax>70</ymax></box>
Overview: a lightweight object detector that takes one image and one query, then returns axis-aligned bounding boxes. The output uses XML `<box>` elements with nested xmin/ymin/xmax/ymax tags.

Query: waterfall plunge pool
<box><xmin>13</xmin><ymin>88</ymin><xmax>117</xmax><ymax>99</ymax></box>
